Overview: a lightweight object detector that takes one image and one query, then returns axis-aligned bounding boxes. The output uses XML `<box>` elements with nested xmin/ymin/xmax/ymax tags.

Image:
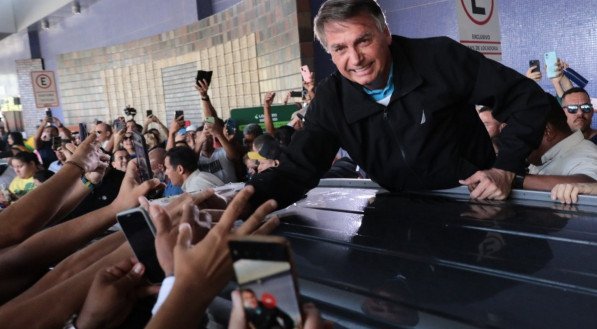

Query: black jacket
<box><xmin>249</xmin><ymin>36</ymin><xmax>549</xmax><ymax>209</ymax></box>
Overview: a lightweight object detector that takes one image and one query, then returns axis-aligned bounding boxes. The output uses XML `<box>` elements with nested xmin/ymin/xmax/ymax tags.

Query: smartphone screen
<box><xmin>196</xmin><ymin>70</ymin><xmax>213</xmax><ymax>86</ymax></box>
<box><xmin>79</xmin><ymin>123</ymin><xmax>88</xmax><ymax>141</ymax></box>
<box><xmin>116</xmin><ymin>207</ymin><xmax>164</xmax><ymax>284</ymax></box>
<box><xmin>300</xmin><ymin>65</ymin><xmax>312</xmax><ymax>83</ymax></box>
<box><xmin>175</xmin><ymin>110</ymin><xmax>184</xmax><ymax>121</ymax></box>
<box><xmin>51</xmin><ymin>136</ymin><xmax>62</xmax><ymax>150</ymax></box>
<box><xmin>146</xmin><ymin>110</ymin><xmax>153</xmax><ymax>117</ymax></box>
<box><xmin>204</xmin><ymin>116</ymin><xmax>215</xmax><ymax>124</ymax></box>
<box><xmin>529</xmin><ymin>59</ymin><xmax>540</xmax><ymax>73</ymax></box>
<box><xmin>114</xmin><ymin>119</ymin><xmax>125</xmax><ymax>132</ymax></box>
<box><xmin>46</xmin><ymin>109</ymin><xmax>53</xmax><ymax>118</ymax></box>
<box><xmin>131</xmin><ymin>132</ymin><xmax>153</xmax><ymax>182</ymax></box>
<box><xmin>229</xmin><ymin>236</ymin><xmax>302</xmax><ymax>329</ymax></box>
<box><xmin>289</xmin><ymin>91</ymin><xmax>303</xmax><ymax>98</ymax></box>
<box><xmin>544</xmin><ymin>51</ymin><xmax>558</xmax><ymax>79</ymax></box>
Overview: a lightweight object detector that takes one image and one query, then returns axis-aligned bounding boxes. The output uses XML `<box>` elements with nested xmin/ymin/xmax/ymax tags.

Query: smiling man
<box><xmin>561</xmin><ymin>87</ymin><xmax>597</xmax><ymax>144</ymax></box>
<box><xmin>247</xmin><ymin>0</ymin><xmax>550</xmax><ymax>209</ymax></box>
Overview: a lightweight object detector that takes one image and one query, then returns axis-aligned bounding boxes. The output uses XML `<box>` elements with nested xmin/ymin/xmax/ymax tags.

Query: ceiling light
<box><xmin>72</xmin><ymin>1</ymin><xmax>81</xmax><ymax>14</ymax></box>
<box><xmin>41</xmin><ymin>19</ymin><xmax>49</xmax><ymax>30</ymax></box>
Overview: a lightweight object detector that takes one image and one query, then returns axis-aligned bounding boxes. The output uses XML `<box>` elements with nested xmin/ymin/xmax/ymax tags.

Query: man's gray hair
<box><xmin>314</xmin><ymin>0</ymin><xmax>389</xmax><ymax>51</ymax></box>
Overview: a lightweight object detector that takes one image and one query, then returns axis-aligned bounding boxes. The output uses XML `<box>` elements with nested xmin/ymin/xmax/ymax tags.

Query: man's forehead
<box><xmin>563</xmin><ymin>91</ymin><xmax>590</xmax><ymax>103</ymax></box>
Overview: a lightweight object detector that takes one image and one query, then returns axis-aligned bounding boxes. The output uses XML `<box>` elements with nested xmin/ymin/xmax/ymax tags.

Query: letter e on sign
<box><xmin>31</xmin><ymin>71</ymin><xmax>60</xmax><ymax>108</ymax></box>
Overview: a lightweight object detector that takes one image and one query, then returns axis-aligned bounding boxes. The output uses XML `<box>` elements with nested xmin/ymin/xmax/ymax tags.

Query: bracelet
<box><xmin>511</xmin><ymin>174</ymin><xmax>525</xmax><ymax>190</ymax></box>
<box><xmin>81</xmin><ymin>176</ymin><xmax>96</xmax><ymax>190</ymax></box>
<box><xmin>64</xmin><ymin>160</ymin><xmax>85</xmax><ymax>176</ymax></box>
<box><xmin>201</xmin><ymin>95</ymin><xmax>210</xmax><ymax>101</ymax></box>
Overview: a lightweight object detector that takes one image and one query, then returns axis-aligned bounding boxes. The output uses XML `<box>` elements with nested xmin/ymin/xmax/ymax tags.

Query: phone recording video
<box><xmin>529</xmin><ymin>59</ymin><xmax>540</xmax><ymax>73</ymax></box>
<box><xmin>196</xmin><ymin>70</ymin><xmax>213</xmax><ymax>86</ymax></box>
<box><xmin>51</xmin><ymin>136</ymin><xmax>62</xmax><ymax>150</ymax></box>
<box><xmin>79</xmin><ymin>123</ymin><xmax>88</xmax><ymax>140</ymax></box>
<box><xmin>230</xmin><ymin>236</ymin><xmax>302</xmax><ymax>329</ymax></box>
<box><xmin>300</xmin><ymin>65</ymin><xmax>312</xmax><ymax>83</ymax></box>
<box><xmin>131</xmin><ymin>132</ymin><xmax>153</xmax><ymax>182</ymax></box>
<box><xmin>175</xmin><ymin>110</ymin><xmax>184</xmax><ymax>121</ymax></box>
<box><xmin>146</xmin><ymin>110</ymin><xmax>153</xmax><ymax>117</ymax></box>
<box><xmin>116</xmin><ymin>207</ymin><xmax>164</xmax><ymax>284</ymax></box>
<box><xmin>289</xmin><ymin>91</ymin><xmax>302</xmax><ymax>98</ymax></box>
<box><xmin>46</xmin><ymin>109</ymin><xmax>53</xmax><ymax>118</ymax></box>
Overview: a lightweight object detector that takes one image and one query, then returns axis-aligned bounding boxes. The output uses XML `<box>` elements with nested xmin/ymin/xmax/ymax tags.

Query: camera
<box><xmin>124</xmin><ymin>105</ymin><xmax>137</xmax><ymax>117</ymax></box>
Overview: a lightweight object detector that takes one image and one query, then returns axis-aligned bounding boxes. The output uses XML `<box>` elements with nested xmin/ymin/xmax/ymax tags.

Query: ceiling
<box><xmin>0</xmin><ymin>0</ymin><xmax>102</xmax><ymax>40</ymax></box>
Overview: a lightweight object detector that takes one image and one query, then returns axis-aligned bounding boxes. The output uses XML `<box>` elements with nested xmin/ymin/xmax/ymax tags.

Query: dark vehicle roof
<box><xmin>273</xmin><ymin>179</ymin><xmax>597</xmax><ymax>329</ymax></box>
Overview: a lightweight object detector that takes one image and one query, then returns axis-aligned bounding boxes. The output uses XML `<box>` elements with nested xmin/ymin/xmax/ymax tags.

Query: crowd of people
<box><xmin>0</xmin><ymin>0</ymin><xmax>596</xmax><ymax>328</ymax></box>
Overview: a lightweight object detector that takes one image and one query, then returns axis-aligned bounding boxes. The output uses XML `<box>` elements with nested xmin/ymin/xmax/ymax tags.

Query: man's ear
<box><xmin>543</xmin><ymin>123</ymin><xmax>556</xmax><ymax>142</ymax></box>
<box><xmin>383</xmin><ymin>26</ymin><xmax>392</xmax><ymax>45</ymax></box>
<box><xmin>176</xmin><ymin>164</ymin><xmax>185</xmax><ymax>175</ymax></box>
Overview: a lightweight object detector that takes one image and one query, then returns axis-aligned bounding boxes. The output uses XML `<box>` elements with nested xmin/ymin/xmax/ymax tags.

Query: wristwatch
<box><xmin>512</xmin><ymin>174</ymin><xmax>525</xmax><ymax>190</ymax></box>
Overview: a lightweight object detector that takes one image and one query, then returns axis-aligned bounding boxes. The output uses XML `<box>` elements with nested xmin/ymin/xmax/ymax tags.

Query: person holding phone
<box><xmin>33</xmin><ymin>116</ymin><xmax>59</xmax><ymax>169</ymax></box>
<box><xmin>247</xmin><ymin>0</ymin><xmax>550</xmax><ymax>210</ymax></box>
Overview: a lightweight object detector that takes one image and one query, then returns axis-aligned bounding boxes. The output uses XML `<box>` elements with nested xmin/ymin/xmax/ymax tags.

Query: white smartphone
<box><xmin>544</xmin><ymin>51</ymin><xmax>558</xmax><ymax>79</ymax></box>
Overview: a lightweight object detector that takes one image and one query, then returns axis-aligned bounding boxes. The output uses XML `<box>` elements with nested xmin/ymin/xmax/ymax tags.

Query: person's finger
<box><xmin>228</xmin><ymin>290</ymin><xmax>247</xmax><ymax>329</ymax></box>
<box><xmin>190</xmin><ymin>189</ymin><xmax>216</xmax><ymax>206</ymax></box>
<box><xmin>550</xmin><ymin>185</ymin><xmax>560</xmax><ymax>201</ymax></box>
<box><xmin>470</xmin><ymin>179</ymin><xmax>491</xmax><ymax>199</ymax></box>
<box><xmin>237</xmin><ymin>199</ymin><xmax>277</xmax><ymax>236</ymax></box>
<box><xmin>303</xmin><ymin>302</ymin><xmax>325</xmax><ymax>329</ymax></box>
<box><xmin>252</xmin><ymin>216</ymin><xmax>280</xmax><ymax>235</ymax></box>
<box><xmin>104</xmin><ymin>258</ymin><xmax>136</xmax><ymax>280</ymax></box>
<box><xmin>136</xmin><ymin>284</ymin><xmax>161</xmax><ymax>299</ymax></box>
<box><xmin>138</xmin><ymin>196</ymin><xmax>150</xmax><ymax>210</ymax></box>
<box><xmin>180</xmin><ymin>201</ymin><xmax>194</xmax><ymax>226</ymax></box>
<box><xmin>215</xmin><ymin>186</ymin><xmax>255</xmax><ymax>233</ymax></box>
<box><xmin>571</xmin><ymin>186</ymin><xmax>580</xmax><ymax>204</ymax></box>
<box><xmin>149</xmin><ymin>204</ymin><xmax>172</xmax><ymax>235</ymax></box>
<box><xmin>176</xmin><ymin>222</ymin><xmax>193</xmax><ymax>249</ymax></box>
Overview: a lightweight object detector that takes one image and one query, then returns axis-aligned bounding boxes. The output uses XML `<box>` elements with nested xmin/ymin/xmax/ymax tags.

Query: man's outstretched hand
<box><xmin>459</xmin><ymin>168</ymin><xmax>515</xmax><ymax>200</ymax></box>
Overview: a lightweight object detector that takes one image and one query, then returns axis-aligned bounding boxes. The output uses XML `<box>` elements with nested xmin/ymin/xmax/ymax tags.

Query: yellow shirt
<box><xmin>9</xmin><ymin>177</ymin><xmax>36</xmax><ymax>198</ymax></box>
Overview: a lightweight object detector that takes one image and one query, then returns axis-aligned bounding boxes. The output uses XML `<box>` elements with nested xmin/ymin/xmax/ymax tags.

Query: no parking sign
<box><xmin>457</xmin><ymin>0</ymin><xmax>502</xmax><ymax>62</ymax></box>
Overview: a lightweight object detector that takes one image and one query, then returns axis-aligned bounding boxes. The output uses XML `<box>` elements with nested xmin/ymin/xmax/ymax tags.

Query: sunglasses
<box><xmin>564</xmin><ymin>103</ymin><xmax>593</xmax><ymax>114</ymax></box>
<box><xmin>123</xmin><ymin>136</ymin><xmax>133</xmax><ymax>140</ymax></box>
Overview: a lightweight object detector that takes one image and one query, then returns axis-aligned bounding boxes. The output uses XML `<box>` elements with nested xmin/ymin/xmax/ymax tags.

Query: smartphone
<box><xmin>289</xmin><ymin>91</ymin><xmax>302</xmax><ymax>98</ymax></box>
<box><xmin>196</xmin><ymin>70</ymin><xmax>213</xmax><ymax>86</ymax></box>
<box><xmin>51</xmin><ymin>136</ymin><xmax>62</xmax><ymax>150</ymax></box>
<box><xmin>114</xmin><ymin>119</ymin><xmax>125</xmax><ymax>132</ymax></box>
<box><xmin>175</xmin><ymin>110</ymin><xmax>184</xmax><ymax>121</ymax></box>
<box><xmin>544</xmin><ymin>51</ymin><xmax>558</xmax><ymax>79</ymax></box>
<box><xmin>229</xmin><ymin>236</ymin><xmax>303</xmax><ymax>329</ymax></box>
<box><xmin>146</xmin><ymin>110</ymin><xmax>153</xmax><ymax>117</ymax></box>
<box><xmin>131</xmin><ymin>131</ymin><xmax>153</xmax><ymax>182</ymax></box>
<box><xmin>45</xmin><ymin>109</ymin><xmax>53</xmax><ymax>118</ymax></box>
<box><xmin>116</xmin><ymin>207</ymin><xmax>164</xmax><ymax>284</ymax></box>
<box><xmin>300</xmin><ymin>65</ymin><xmax>312</xmax><ymax>83</ymax></box>
<box><xmin>79</xmin><ymin>123</ymin><xmax>88</xmax><ymax>140</ymax></box>
<box><xmin>204</xmin><ymin>116</ymin><xmax>215</xmax><ymax>124</ymax></box>
<box><xmin>529</xmin><ymin>59</ymin><xmax>540</xmax><ymax>73</ymax></box>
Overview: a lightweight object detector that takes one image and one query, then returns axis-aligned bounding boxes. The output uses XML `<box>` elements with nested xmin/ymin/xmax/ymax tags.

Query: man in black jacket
<box><xmin>248</xmin><ymin>0</ymin><xmax>549</xmax><ymax>210</ymax></box>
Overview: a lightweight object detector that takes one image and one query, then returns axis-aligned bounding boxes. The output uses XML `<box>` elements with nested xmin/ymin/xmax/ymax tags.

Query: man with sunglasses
<box><xmin>561</xmin><ymin>87</ymin><xmax>597</xmax><ymax>144</ymax></box>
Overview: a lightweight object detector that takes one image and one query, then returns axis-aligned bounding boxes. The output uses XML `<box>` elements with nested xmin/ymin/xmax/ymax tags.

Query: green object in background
<box><xmin>230</xmin><ymin>104</ymin><xmax>298</xmax><ymax>131</ymax></box>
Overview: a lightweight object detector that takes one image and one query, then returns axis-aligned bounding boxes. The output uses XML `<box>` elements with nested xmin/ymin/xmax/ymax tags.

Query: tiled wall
<box><xmin>56</xmin><ymin>0</ymin><xmax>313</xmax><ymax>126</ymax></box>
<box><xmin>16</xmin><ymin>59</ymin><xmax>44</xmax><ymax>136</ymax></box>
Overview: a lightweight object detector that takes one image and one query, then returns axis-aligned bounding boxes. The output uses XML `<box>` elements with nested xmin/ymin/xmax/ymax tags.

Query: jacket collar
<box><xmin>341</xmin><ymin>36</ymin><xmax>424</xmax><ymax>124</ymax></box>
